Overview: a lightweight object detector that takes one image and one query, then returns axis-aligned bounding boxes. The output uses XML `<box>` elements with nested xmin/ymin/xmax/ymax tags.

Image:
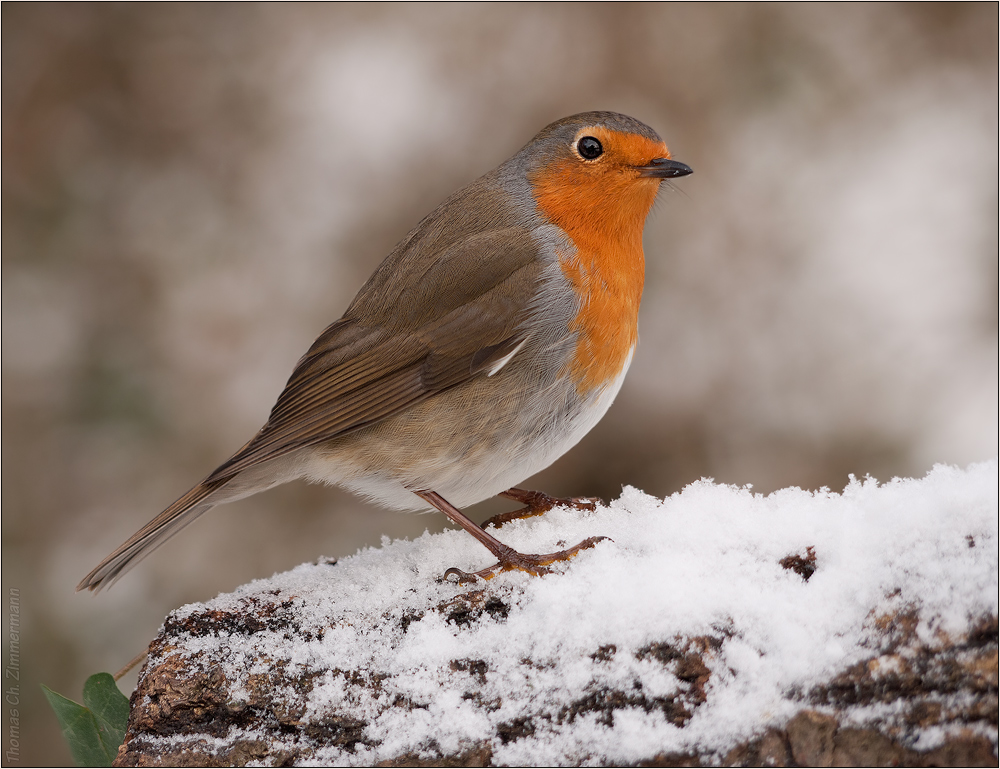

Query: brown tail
<box><xmin>76</xmin><ymin>478</ymin><xmax>229</xmax><ymax>592</ymax></box>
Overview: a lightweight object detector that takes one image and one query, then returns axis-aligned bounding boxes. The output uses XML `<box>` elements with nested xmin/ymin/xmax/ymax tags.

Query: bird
<box><xmin>78</xmin><ymin>111</ymin><xmax>692</xmax><ymax>591</ymax></box>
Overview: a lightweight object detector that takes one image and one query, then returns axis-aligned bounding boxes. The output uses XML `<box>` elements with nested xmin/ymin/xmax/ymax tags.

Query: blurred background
<box><xmin>3</xmin><ymin>4</ymin><xmax>997</xmax><ymax>764</ymax></box>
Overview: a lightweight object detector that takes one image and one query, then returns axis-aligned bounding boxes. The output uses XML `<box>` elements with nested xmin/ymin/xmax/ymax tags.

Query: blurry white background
<box><xmin>3</xmin><ymin>5</ymin><xmax>996</xmax><ymax>763</ymax></box>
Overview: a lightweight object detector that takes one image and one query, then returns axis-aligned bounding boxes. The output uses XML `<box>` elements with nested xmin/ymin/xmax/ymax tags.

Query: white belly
<box><xmin>303</xmin><ymin>346</ymin><xmax>634</xmax><ymax>511</ymax></box>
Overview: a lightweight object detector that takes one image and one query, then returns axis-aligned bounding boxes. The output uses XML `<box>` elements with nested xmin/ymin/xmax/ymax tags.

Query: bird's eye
<box><xmin>577</xmin><ymin>136</ymin><xmax>603</xmax><ymax>160</ymax></box>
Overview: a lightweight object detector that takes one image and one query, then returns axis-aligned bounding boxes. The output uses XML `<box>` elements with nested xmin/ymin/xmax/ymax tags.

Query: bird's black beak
<box><xmin>638</xmin><ymin>158</ymin><xmax>693</xmax><ymax>179</ymax></box>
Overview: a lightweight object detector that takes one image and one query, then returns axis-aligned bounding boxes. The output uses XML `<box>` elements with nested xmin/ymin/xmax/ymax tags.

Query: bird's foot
<box><xmin>482</xmin><ymin>488</ymin><xmax>601</xmax><ymax>529</ymax></box>
<box><xmin>413</xmin><ymin>489</ymin><xmax>608</xmax><ymax>586</ymax></box>
<box><xmin>444</xmin><ymin>535</ymin><xmax>609</xmax><ymax>584</ymax></box>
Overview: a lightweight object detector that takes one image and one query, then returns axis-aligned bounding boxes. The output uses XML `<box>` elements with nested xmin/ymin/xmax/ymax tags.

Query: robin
<box><xmin>78</xmin><ymin>111</ymin><xmax>692</xmax><ymax>591</ymax></box>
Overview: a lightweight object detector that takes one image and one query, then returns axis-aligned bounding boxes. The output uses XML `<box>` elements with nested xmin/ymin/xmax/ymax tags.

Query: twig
<box><xmin>113</xmin><ymin>650</ymin><xmax>148</xmax><ymax>682</ymax></box>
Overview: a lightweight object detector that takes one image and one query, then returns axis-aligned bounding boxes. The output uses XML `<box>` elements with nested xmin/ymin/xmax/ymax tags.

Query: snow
<box><xmin>157</xmin><ymin>460</ymin><xmax>998</xmax><ymax>764</ymax></box>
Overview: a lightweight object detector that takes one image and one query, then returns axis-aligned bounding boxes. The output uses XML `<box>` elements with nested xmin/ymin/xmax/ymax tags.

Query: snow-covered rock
<box><xmin>117</xmin><ymin>461</ymin><xmax>998</xmax><ymax>766</ymax></box>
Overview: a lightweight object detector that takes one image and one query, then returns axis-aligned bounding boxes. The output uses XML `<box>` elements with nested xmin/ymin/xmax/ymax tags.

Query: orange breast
<box><xmin>531</xmin><ymin>129</ymin><xmax>667</xmax><ymax>394</ymax></box>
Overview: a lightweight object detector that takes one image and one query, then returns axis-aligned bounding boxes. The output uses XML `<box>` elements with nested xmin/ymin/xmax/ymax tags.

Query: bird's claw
<box><xmin>443</xmin><ymin>535</ymin><xmax>610</xmax><ymax>583</ymax></box>
<box><xmin>484</xmin><ymin>490</ymin><xmax>602</xmax><ymax>529</ymax></box>
<box><xmin>443</xmin><ymin>566</ymin><xmax>487</xmax><ymax>584</ymax></box>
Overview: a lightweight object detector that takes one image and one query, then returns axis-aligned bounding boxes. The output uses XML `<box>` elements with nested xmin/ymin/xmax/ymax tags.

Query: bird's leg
<box><xmin>481</xmin><ymin>487</ymin><xmax>601</xmax><ymax>529</ymax></box>
<box><xmin>414</xmin><ymin>489</ymin><xmax>606</xmax><ymax>584</ymax></box>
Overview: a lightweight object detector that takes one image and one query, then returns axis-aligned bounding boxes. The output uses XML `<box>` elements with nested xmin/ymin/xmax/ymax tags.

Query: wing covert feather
<box><xmin>208</xmin><ymin>227</ymin><xmax>549</xmax><ymax>482</ymax></box>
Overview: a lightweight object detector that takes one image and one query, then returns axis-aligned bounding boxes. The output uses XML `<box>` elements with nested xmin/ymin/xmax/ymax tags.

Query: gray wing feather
<box><xmin>78</xmin><ymin>217</ymin><xmax>548</xmax><ymax>591</ymax></box>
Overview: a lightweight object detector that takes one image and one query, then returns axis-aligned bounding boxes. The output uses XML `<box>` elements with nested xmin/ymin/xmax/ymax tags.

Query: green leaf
<box><xmin>83</xmin><ymin>673</ymin><xmax>130</xmax><ymax>754</ymax></box>
<box><xmin>42</xmin><ymin>673</ymin><xmax>130</xmax><ymax>767</ymax></box>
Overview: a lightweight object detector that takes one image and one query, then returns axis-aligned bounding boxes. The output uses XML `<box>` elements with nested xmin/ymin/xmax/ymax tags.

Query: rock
<box><xmin>786</xmin><ymin>710</ymin><xmax>837</xmax><ymax>766</ymax></box>
<box><xmin>115</xmin><ymin>593</ymin><xmax>997</xmax><ymax>766</ymax></box>
<box><xmin>109</xmin><ymin>468</ymin><xmax>998</xmax><ymax>765</ymax></box>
